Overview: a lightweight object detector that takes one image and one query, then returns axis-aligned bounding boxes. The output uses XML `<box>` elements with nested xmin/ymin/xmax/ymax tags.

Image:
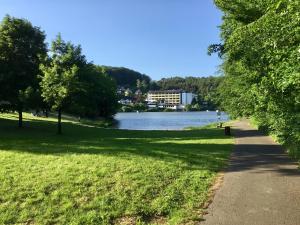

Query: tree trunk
<box><xmin>57</xmin><ymin>108</ymin><xmax>62</xmax><ymax>134</ymax></box>
<box><xmin>18</xmin><ymin>110</ymin><xmax>23</xmax><ymax>128</ymax></box>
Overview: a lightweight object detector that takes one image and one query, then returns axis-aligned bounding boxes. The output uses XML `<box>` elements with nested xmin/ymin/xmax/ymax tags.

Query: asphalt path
<box><xmin>201</xmin><ymin>120</ymin><xmax>300</xmax><ymax>225</ymax></box>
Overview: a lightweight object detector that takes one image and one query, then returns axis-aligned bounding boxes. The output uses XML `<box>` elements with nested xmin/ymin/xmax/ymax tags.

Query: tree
<box><xmin>191</xmin><ymin>97</ymin><xmax>197</xmax><ymax>105</ymax></box>
<box><xmin>141</xmin><ymin>80</ymin><xmax>148</xmax><ymax>93</ymax></box>
<box><xmin>71</xmin><ymin>65</ymin><xmax>118</xmax><ymax>118</ymax></box>
<box><xmin>212</xmin><ymin>0</ymin><xmax>300</xmax><ymax>156</ymax></box>
<box><xmin>0</xmin><ymin>15</ymin><xmax>46</xmax><ymax>127</ymax></box>
<box><xmin>40</xmin><ymin>34</ymin><xmax>83</xmax><ymax>134</ymax></box>
<box><xmin>136</xmin><ymin>79</ymin><xmax>142</xmax><ymax>90</ymax></box>
<box><xmin>40</xmin><ymin>35</ymin><xmax>118</xmax><ymax>134</ymax></box>
<box><xmin>22</xmin><ymin>86</ymin><xmax>50</xmax><ymax>116</ymax></box>
<box><xmin>185</xmin><ymin>104</ymin><xmax>193</xmax><ymax>112</ymax></box>
<box><xmin>149</xmin><ymin>81</ymin><xmax>159</xmax><ymax>90</ymax></box>
<box><xmin>94</xmin><ymin>67</ymin><xmax>118</xmax><ymax>117</ymax></box>
<box><xmin>193</xmin><ymin>103</ymin><xmax>201</xmax><ymax>111</ymax></box>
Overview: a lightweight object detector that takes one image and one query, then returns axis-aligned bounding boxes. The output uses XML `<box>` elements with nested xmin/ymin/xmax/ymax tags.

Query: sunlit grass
<box><xmin>0</xmin><ymin>112</ymin><xmax>233</xmax><ymax>224</ymax></box>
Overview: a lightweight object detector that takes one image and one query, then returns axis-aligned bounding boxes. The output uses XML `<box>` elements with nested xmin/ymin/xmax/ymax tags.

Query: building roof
<box><xmin>148</xmin><ymin>89</ymin><xmax>185</xmax><ymax>94</ymax></box>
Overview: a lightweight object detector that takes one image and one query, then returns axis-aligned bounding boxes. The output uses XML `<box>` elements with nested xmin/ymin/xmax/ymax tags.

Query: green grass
<box><xmin>0</xmin><ymin>113</ymin><xmax>233</xmax><ymax>225</ymax></box>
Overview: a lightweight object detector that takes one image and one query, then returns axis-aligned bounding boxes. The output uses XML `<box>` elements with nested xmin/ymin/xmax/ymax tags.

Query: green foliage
<box><xmin>132</xmin><ymin>103</ymin><xmax>147</xmax><ymax>111</ymax></box>
<box><xmin>40</xmin><ymin>60</ymin><xmax>79</xmax><ymax>111</ymax></box>
<box><xmin>149</xmin><ymin>80</ymin><xmax>160</xmax><ymax>91</ymax></box>
<box><xmin>184</xmin><ymin>104</ymin><xmax>200</xmax><ymax>112</ymax></box>
<box><xmin>207</xmin><ymin>43</ymin><xmax>225</xmax><ymax>57</ymax></box>
<box><xmin>193</xmin><ymin>103</ymin><xmax>201</xmax><ymax>111</ymax></box>
<box><xmin>93</xmin><ymin>68</ymin><xmax>118</xmax><ymax>118</ymax></box>
<box><xmin>121</xmin><ymin>105</ymin><xmax>133</xmax><ymax>112</ymax></box>
<box><xmin>40</xmin><ymin>34</ymin><xmax>82</xmax><ymax>133</ymax></box>
<box><xmin>214</xmin><ymin>0</ymin><xmax>300</xmax><ymax>157</ymax></box>
<box><xmin>0</xmin><ymin>113</ymin><xmax>233</xmax><ymax>224</ymax></box>
<box><xmin>0</xmin><ymin>15</ymin><xmax>46</xmax><ymax>126</ymax></box>
<box><xmin>214</xmin><ymin>0</ymin><xmax>270</xmax><ymax>24</ymax></box>
<box><xmin>0</xmin><ymin>15</ymin><xmax>118</xmax><ymax>132</ymax></box>
<box><xmin>40</xmin><ymin>35</ymin><xmax>118</xmax><ymax>133</ymax></box>
<box><xmin>136</xmin><ymin>79</ymin><xmax>148</xmax><ymax>93</ymax></box>
<box><xmin>71</xmin><ymin>65</ymin><xmax>118</xmax><ymax>118</ymax></box>
<box><xmin>120</xmin><ymin>103</ymin><xmax>147</xmax><ymax>112</ymax></box>
<box><xmin>21</xmin><ymin>87</ymin><xmax>49</xmax><ymax>113</ymax></box>
<box><xmin>163</xmin><ymin>108</ymin><xmax>174</xmax><ymax>112</ymax></box>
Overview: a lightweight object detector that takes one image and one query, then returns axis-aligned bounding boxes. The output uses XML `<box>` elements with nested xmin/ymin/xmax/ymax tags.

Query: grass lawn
<box><xmin>0</xmin><ymin>113</ymin><xmax>233</xmax><ymax>225</ymax></box>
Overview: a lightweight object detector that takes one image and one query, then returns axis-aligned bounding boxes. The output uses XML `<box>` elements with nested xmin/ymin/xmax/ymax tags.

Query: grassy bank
<box><xmin>0</xmin><ymin>113</ymin><xmax>233</xmax><ymax>224</ymax></box>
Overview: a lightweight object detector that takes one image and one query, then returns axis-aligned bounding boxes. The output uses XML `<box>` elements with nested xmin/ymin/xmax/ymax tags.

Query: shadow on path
<box><xmin>201</xmin><ymin>120</ymin><xmax>300</xmax><ymax>225</ymax></box>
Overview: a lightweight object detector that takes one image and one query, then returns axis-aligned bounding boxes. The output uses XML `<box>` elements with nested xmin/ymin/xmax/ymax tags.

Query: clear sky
<box><xmin>0</xmin><ymin>0</ymin><xmax>223</xmax><ymax>80</ymax></box>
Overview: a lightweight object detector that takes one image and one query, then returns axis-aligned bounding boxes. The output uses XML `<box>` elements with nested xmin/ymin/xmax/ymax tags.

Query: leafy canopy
<box><xmin>213</xmin><ymin>0</ymin><xmax>300</xmax><ymax>156</ymax></box>
<box><xmin>40</xmin><ymin>34</ymin><xmax>82</xmax><ymax>111</ymax></box>
<box><xmin>0</xmin><ymin>15</ymin><xmax>46</xmax><ymax>109</ymax></box>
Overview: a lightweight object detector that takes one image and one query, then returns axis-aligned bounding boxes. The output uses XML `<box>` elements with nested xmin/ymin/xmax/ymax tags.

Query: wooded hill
<box><xmin>101</xmin><ymin>66</ymin><xmax>151</xmax><ymax>89</ymax></box>
<box><xmin>101</xmin><ymin>65</ymin><xmax>223</xmax><ymax>110</ymax></box>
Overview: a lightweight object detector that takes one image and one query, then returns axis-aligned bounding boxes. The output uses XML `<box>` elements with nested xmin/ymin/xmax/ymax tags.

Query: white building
<box><xmin>146</xmin><ymin>90</ymin><xmax>196</xmax><ymax>109</ymax></box>
<box><xmin>181</xmin><ymin>92</ymin><xmax>195</xmax><ymax>105</ymax></box>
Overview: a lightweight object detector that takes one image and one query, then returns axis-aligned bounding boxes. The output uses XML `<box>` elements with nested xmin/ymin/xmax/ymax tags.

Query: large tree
<box><xmin>69</xmin><ymin>65</ymin><xmax>118</xmax><ymax>118</ymax></box>
<box><xmin>40</xmin><ymin>35</ymin><xmax>118</xmax><ymax>133</ymax></box>
<box><xmin>0</xmin><ymin>15</ymin><xmax>46</xmax><ymax>127</ymax></box>
<box><xmin>40</xmin><ymin>34</ymin><xmax>84</xmax><ymax>134</ymax></box>
<box><xmin>212</xmin><ymin>0</ymin><xmax>300</xmax><ymax>156</ymax></box>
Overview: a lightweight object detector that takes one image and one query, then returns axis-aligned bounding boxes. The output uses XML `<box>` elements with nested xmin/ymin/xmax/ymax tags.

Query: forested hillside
<box><xmin>101</xmin><ymin>66</ymin><xmax>151</xmax><ymax>89</ymax></box>
<box><xmin>157</xmin><ymin>76</ymin><xmax>223</xmax><ymax>97</ymax></box>
<box><xmin>102</xmin><ymin>66</ymin><xmax>223</xmax><ymax>110</ymax></box>
<box><xmin>212</xmin><ymin>0</ymin><xmax>300</xmax><ymax>157</ymax></box>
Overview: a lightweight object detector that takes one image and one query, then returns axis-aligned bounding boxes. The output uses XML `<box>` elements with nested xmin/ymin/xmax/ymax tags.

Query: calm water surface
<box><xmin>114</xmin><ymin>111</ymin><xmax>229</xmax><ymax>130</ymax></box>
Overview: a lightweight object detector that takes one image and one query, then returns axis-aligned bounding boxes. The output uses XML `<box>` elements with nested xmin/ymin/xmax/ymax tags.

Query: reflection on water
<box><xmin>114</xmin><ymin>111</ymin><xmax>229</xmax><ymax>130</ymax></box>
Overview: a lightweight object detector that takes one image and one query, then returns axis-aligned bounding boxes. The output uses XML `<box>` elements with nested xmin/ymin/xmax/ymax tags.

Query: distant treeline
<box><xmin>108</xmin><ymin>70</ymin><xmax>223</xmax><ymax>110</ymax></box>
<box><xmin>156</xmin><ymin>76</ymin><xmax>223</xmax><ymax>96</ymax></box>
<box><xmin>103</xmin><ymin>67</ymin><xmax>223</xmax><ymax>98</ymax></box>
<box><xmin>155</xmin><ymin>76</ymin><xmax>223</xmax><ymax>110</ymax></box>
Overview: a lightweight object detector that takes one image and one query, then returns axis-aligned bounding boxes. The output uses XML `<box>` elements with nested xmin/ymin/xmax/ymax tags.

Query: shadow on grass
<box><xmin>2</xmin><ymin>117</ymin><xmax>298</xmax><ymax>176</ymax></box>
<box><xmin>0</xmin><ymin>117</ymin><xmax>233</xmax><ymax>172</ymax></box>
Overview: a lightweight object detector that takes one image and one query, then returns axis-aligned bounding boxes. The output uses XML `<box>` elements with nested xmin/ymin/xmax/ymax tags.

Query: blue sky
<box><xmin>0</xmin><ymin>0</ymin><xmax>223</xmax><ymax>80</ymax></box>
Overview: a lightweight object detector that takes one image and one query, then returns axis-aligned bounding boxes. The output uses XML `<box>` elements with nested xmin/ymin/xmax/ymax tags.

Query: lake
<box><xmin>114</xmin><ymin>111</ymin><xmax>229</xmax><ymax>130</ymax></box>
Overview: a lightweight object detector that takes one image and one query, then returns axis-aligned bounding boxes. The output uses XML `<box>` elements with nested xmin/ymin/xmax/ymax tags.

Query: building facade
<box><xmin>146</xmin><ymin>90</ymin><xmax>196</xmax><ymax>109</ymax></box>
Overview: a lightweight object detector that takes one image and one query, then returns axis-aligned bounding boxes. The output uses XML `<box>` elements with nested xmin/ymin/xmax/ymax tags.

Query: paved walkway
<box><xmin>201</xmin><ymin>120</ymin><xmax>300</xmax><ymax>225</ymax></box>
